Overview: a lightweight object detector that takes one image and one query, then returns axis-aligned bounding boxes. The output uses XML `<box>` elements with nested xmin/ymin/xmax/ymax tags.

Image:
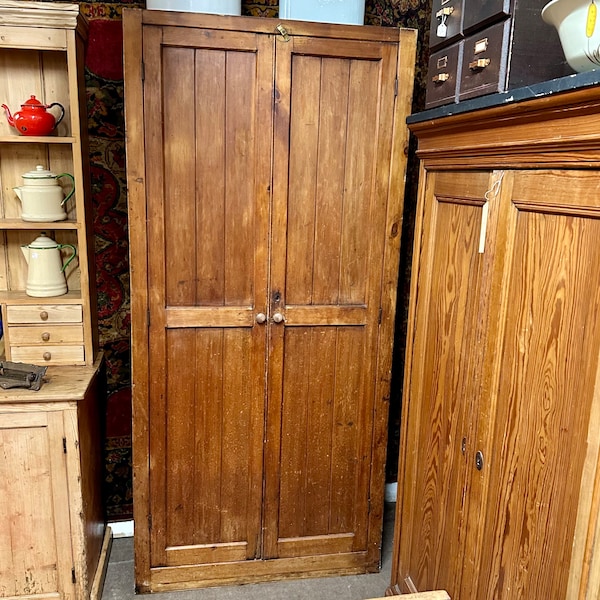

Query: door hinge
<box><xmin>141</xmin><ymin>61</ymin><xmax>145</xmax><ymax>81</ymax></box>
<box><xmin>63</xmin><ymin>437</ymin><xmax>67</xmax><ymax>454</ymax></box>
<box><xmin>148</xmin><ymin>513</ymin><xmax>153</xmax><ymax>531</ymax></box>
<box><xmin>71</xmin><ymin>567</ymin><xmax>76</xmax><ymax>584</ymax></box>
<box><xmin>147</xmin><ymin>308</ymin><xmax>150</xmax><ymax>328</ymax></box>
<box><xmin>394</xmin><ymin>77</ymin><xmax>398</xmax><ymax>97</ymax></box>
<box><xmin>378</xmin><ymin>307</ymin><xmax>383</xmax><ymax>324</ymax></box>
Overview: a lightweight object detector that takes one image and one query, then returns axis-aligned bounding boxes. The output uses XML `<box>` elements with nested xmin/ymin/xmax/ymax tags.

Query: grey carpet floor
<box><xmin>102</xmin><ymin>503</ymin><xmax>395</xmax><ymax>600</ymax></box>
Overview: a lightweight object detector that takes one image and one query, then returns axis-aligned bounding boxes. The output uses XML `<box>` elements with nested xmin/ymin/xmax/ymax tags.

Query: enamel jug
<box><xmin>1</xmin><ymin>95</ymin><xmax>65</xmax><ymax>136</ymax></box>
<box><xmin>14</xmin><ymin>165</ymin><xmax>74</xmax><ymax>222</ymax></box>
<box><xmin>21</xmin><ymin>234</ymin><xmax>77</xmax><ymax>297</ymax></box>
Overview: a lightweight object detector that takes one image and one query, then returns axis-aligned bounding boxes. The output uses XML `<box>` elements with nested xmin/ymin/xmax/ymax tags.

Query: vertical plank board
<box><xmin>339</xmin><ymin>59</ymin><xmax>378</xmax><ymax>305</ymax></box>
<box><xmin>163</xmin><ymin>46</ymin><xmax>197</xmax><ymax>308</ymax></box>
<box><xmin>312</xmin><ymin>57</ymin><xmax>349</xmax><ymax>304</ymax></box>
<box><xmin>278</xmin><ymin>328</ymin><xmax>310</xmax><ymax>539</ymax></box>
<box><xmin>196</xmin><ymin>48</ymin><xmax>226</xmax><ymax>306</ymax></box>
<box><xmin>330</xmin><ymin>327</ymin><xmax>364</xmax><ymax>535</ymax></box>
<box><xmin>41</xmin><ymin>51</ymin><xmax>71</xmax><ymax>137</ymax></box>
<box><xmin>221</xmin><ymin>328</ymin><xmax>252</xmax><ymax>543</ymax></box>
<box><xmin>193</xmin><ymin>328</ymin><xmax>224</xmax><ymax>544</ymax></box>
<box><xmin>304</xmin><ymin>326</ymin><xmax>337</xmax><ymax>536</ymax></box>
<box><xmin>165</xmin><ymin>329</ymin><xmax>197</xmax><ymax>547</ymax></box>
<box><xmin>285</xmin><ymin>55</ymin><xmax>320</xmax><ymax>305</ymax></box>
<box><xmin>224</xmin><ymin>50</ymin><xmax>256</xmax><ymax>307</ymax></box>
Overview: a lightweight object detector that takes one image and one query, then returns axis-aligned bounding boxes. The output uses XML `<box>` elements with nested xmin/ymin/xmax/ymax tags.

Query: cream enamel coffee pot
<box><xmin>21</xmin><ymin>234</ymin><xmax>77</xmax><ymax>297</ymax></box>
<box><xmin>13</xmin><ymin>165</ymin><xmax>75</xmax><ymax>222</ymax></box>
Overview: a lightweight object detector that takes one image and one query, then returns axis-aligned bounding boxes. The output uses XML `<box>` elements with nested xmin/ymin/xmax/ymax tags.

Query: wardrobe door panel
<box><xmin>474</xmin><ymin>170</ymin><xmax>600</xmax><ymax>600</ymax></box>
<box><xmin>397</xmin><ymin>171</ymin><xmax>494</xmax><ymax>597</ymax></box>
<box><xmin>142</xmin><ymin>26</ymin><xmax>273</xmax><ymax>568</ymax></box>
<box><xmin>266</xmin><ymin>36</ymin><xmax>400</xmax><ymax>561</ymax></box>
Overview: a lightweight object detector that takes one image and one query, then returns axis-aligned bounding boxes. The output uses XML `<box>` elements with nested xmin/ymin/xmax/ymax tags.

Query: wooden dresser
<box><xmin>391</xmin><ymin>82</ymin><xmax>600</xmax><ymax>599</ymax></box>
<box><xmin>0</xmin><ymin>356</ymin><xmax>109</xmax><ymax>600</ymax></box>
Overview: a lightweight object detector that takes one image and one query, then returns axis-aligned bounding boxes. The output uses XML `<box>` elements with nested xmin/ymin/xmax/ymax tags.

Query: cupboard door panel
<box><xmin>266</xmin><ymin>36</ymin><xmax>398</xmax><ymax>560</ymax></box>
<box><xmin>0</xmin><ymin>412</ymin><xmax>75</xmax><ymax>599</ymax></box>
<box><xmin>474</xmin><ymin>171</ymin><xmax>600</xmax><ymax>600</ymax></box>
<box><xmin>398</xmin><ymin>171</ymin><xmax>492</xmax><ymax>596</ymax></box>
<box><xmin>143</xmin><ymin>26</ymin><xmax>272</xmax><ymax>567</ymax></box>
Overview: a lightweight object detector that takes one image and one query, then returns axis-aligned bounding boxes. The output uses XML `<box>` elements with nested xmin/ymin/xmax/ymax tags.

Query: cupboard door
<box><xmin>397</xmin><ymin>171</ymin><xmax>499</xmax><ymax>596</ymax></box>
<box><xmin>264</xmin><ymin>35</ymin><xmax>399</xmax><ymax>562</ymax></box>
<box><xmin>0</xmin><ymin>411</ymin><xmax>75</xmax><ymax>599</ymax></box>
<box><xmin>141</xmin><ymin>26</ymin><xmax>273</xmax><ymax>568</ymax></box>
<box><xmin>472</xmin><ymin>170</ymin><xmax>600</xmax><ymax>600</ymax></box>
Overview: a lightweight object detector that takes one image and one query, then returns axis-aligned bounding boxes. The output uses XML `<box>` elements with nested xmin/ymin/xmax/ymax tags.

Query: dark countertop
<box><xmin>407</xmin><ymin>69</ymin><xmax>600</xmax><ymax>124</ymax></box>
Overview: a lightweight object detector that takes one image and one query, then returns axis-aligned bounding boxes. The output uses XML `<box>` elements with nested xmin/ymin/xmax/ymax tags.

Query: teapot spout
<box><xmin>13</xmin><ymin>186</ymin><xmax>22</xmax><ymax>202</ymax></box>
<box><xmin>1</xmin><ymin>104</ymin><xmax>15</xmax><ymax>128</ymax></box>
<box><xmin>20</xmin><ymin>245</ymin><xmax>29</xmax><ymax>264</ymax></box>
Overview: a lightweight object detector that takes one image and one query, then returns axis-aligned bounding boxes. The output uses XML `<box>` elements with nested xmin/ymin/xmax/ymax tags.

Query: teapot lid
<box><xmin>20</xmin><ymin>95</ymin><xmax>44</xmax><ymax>108</ymax></box>
<box><xmin>28</xmin><ymin>233</ymin><xmax>59</xmax><ymax>249</ymax></box>
<box><xmin>22</xmin><ymin>165</ymin><xmax>57</xmax><ymax>180</ymax></box>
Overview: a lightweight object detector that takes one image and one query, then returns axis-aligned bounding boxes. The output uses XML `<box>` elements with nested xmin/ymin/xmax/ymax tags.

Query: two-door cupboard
<box><xmin>123</xmin><ymin>9</ymin><xmax>416</xmax><ymax>592</ymax></box>
<box><xmin>391</xmin><ymin>85</ymin><xmax>600</xmax><ymax>599</ymax></box>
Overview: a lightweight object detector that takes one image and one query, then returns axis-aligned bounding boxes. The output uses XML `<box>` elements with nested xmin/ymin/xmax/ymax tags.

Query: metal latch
<box><xmin>276</xmin><ymin>23</ymin><xmax>290</xmax><ymax>42</ymax></box>
<box><xmin>432</xmin><ymin>73</ymin><xmax>450</xmax><ymax>83</ymax></box>
<box><xmin>0</xmin><ymin>361</ymin><xmax>47</xmax><ymax>390</ymax></box>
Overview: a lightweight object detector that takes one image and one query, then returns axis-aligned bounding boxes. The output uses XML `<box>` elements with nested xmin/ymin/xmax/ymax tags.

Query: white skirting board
<box><xmin>109</xmin><ymin>519</ymin><xmax>134</xmax><ymax>538</ymax></box>
<box><xmin>109</xmin><ymin>485</ymin><xmax>397</xmax><ymax>539</ymax></box>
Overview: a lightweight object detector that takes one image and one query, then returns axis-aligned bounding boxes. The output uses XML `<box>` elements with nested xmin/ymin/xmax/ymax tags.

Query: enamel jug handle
<box><xmin>56</xmin><ymin>172</ymin><xmax>75</xmax><ymax>205</ymax></box>
<box><xmin>58</xmin><ymin>243</ymin><xmax>77</xmax><ymax>273</ymax></box>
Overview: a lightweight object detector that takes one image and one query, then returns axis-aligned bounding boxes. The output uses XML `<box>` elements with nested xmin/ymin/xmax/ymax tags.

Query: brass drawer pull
<box><xmin>436</xmin><ymin>6</ymin><xmax>454</xmax><ymax>17</ymax></box>
<box><xmin>469</xmin><ymin>58</ymin><xmax>491</xmax><ymax>71</ymax></box>
<box><xmin>432</xmin><ymin>73</ymin><xmax>450</xmax><ymax>84</ymax></box>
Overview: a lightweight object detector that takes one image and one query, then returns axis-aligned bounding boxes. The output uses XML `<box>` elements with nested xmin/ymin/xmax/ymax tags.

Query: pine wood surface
<box><xmin>0</xmin><ymin>353</ymin><xmax>108</xmax><ymax>599</ymax></box>
<box><xmin>124</xmin><ymin>8</ymin><xmax>417</xmax><ymax>592</ymax></box>
<box><xmin>391</xmin><ymin>87</ymin><xmax>600</xmax><ymax>599</ymax></box>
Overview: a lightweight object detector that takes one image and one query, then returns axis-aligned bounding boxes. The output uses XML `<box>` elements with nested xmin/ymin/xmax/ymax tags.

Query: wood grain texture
<box><xmin>394</xmin><ymin>85</ymin><xmax>600</xmax><ymax>600</ymax></box>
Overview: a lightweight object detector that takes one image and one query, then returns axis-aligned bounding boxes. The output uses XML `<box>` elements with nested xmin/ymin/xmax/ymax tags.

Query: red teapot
<box><xmin>1</xmin><ymin>95</ymin><xmax>65</xmax><ymax>136</ymax></box>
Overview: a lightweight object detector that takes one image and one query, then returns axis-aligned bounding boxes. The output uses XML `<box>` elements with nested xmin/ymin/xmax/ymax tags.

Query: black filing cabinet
<box><xmin>426</xmin><ymin>0</ymin><xmax>573</xmax><ymax>108</ymax></box>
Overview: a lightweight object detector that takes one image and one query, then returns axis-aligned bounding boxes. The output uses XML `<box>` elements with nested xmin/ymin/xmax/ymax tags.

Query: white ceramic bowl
<box><xmin>146</xmin><ymin>0</ymin><xmax>241</xmax><ymax>15</ymax></box>
<box><xmin>542</xmin><ymin>0</ymin><xmax>600</xmax><ymax>72</ymax></box>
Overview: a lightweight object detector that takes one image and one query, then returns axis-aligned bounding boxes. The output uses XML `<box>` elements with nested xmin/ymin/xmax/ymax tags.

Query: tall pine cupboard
<box><xmin>390</xmin><ymin>84</ymin><xmax>600</xmax><ymax>600</ymax></box>
<box><xmin>123</xmin><ymin>9</ymin><xmax>416</xmax><ymax>592</ymax></box>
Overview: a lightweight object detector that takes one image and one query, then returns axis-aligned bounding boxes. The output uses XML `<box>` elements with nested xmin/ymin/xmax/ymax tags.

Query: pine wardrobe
<box><xmin>123</xmin><ymin>9</ymin><xmax>416</xmax><ymax>592</ymax></box>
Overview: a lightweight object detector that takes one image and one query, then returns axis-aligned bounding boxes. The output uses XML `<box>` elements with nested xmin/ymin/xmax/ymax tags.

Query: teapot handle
<box><xmin>47</xmin><ymin>102</ymin><xmax>65</xmax><ymax>129</ymax></box>
<box><xmin>58</xmin><ymin>243</ymin><xmax>77</xmax><ymax>273</ymax></box>
<box><xmin>56</xmin><ymin>172</ymin><xmax>75</xmax><ymax>206</ymax></box>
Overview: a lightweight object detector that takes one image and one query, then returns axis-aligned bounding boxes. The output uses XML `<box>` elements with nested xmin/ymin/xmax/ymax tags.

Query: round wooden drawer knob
<box><xmin>41</xmin><ymin>332</ymin><xmax>50</xmax><ymax>342</ymax></box>
<box><xmin>40</xmin><ymin>311</ymin><xmax>49</xmax><ymax>321</ymax></box>
<box><xmin>43</xmin><ymin>352</ymin><xmax>52</xmax><ymax>361</ymax></box>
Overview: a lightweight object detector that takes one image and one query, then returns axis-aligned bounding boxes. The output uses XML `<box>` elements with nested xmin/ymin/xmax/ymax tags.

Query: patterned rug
<box><xmin>80</xmin><ymin>0</ymin><xmax>431</xmax><ymax>520</ymax></box>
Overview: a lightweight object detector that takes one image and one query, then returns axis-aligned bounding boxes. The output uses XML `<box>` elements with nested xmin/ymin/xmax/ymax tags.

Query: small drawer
<box><xmin>462</xmin><ymin>0</ymin><xmax>510</xmax><ymax>35</ymax></box>
<box><xmin>6</xmin><ymin>304</ymin><xmax>83</xmax><ymax>325</ymax></box>
<box><xmin>458</xmin><ymin>20</ymin><xmax>510</xmax><ymax>102</ymax></box>
<box><xmin>8</xmin><ymin>324</ymin><xmax>84</xmax><ymax>345</ymax></box>
<box><xmin>429</xmin><ymin>0</ymin><xmax>464</xmax><ymax>51</ymax></box>
<box><xmin>10</xmin><ymin>344</ymin><xmax>85</xmax><ymax>365</ymax></box>
<box><xmin>425</xmin><ymin>43</ymin><xmax>461</xmax><ymax>109</ymax></box>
